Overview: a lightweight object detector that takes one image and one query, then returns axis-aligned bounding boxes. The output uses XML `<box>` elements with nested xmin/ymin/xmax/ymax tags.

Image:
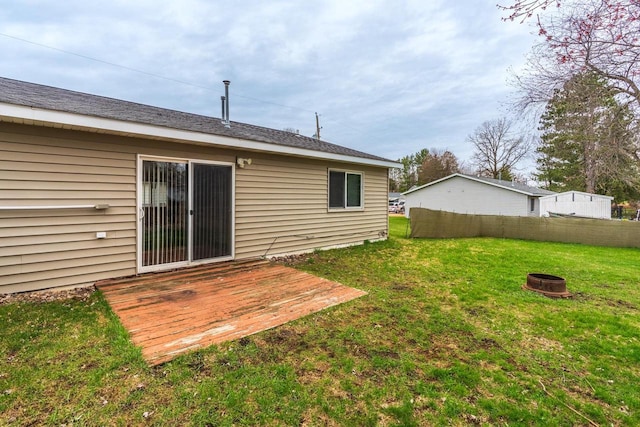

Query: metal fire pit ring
<box><xmin>522</xmin><ymin>273</ymin><xmax>572</xmax><ymax>298</ymax></box>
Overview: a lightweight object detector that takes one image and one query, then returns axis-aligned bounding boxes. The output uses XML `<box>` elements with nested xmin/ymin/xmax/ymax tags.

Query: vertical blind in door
<box><xmin>141</xmin><ymin>160</ymin><xmax>188</xmax><ymax>267</ymax></box>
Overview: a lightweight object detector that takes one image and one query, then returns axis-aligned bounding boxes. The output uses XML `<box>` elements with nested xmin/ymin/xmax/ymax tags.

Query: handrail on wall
<box><xmin>0</xmin><ymin>204</ymin><xmax>110</xmax><ymax>210</ymax></box>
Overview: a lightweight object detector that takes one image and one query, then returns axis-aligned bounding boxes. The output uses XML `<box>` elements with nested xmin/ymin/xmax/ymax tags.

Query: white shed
<box><xmin>403</xmin><ymin>174</ymin><xmax>556</xmax><ymax>218</ymax></box>
<box><xmin>539</xmin><ymin>191</ymin><xmax>613</xmax><ymax>219</ymax></box>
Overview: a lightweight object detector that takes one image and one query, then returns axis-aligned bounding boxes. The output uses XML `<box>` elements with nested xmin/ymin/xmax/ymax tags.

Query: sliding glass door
<box><xmin>139</xmin><ymin>158</ymin><xmax>233</xmax><ymax>272</ymax></box>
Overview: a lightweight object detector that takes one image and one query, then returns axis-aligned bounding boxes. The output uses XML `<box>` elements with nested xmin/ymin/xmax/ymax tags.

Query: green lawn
<box><xmin>2</xmin><ymin>216</ymin><xmax>639</xmax><ymax>425</ymax></box>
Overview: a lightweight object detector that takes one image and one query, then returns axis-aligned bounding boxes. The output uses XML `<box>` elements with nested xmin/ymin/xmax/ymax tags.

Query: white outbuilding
<box><xmin>539</xmin><ymin>191</ymin><xmax>613</xmax><ymax>219</ymax></box>
<box><xmin>402</xmin><ymin>173</ymin><xmax>556</xmax><ymax>218</ymax></box>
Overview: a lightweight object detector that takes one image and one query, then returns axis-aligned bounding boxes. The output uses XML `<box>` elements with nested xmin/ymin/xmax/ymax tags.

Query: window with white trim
<box><xmin>329</xmin><ymin>170</ymin><xmax>363</xmax><ymax>209</ymax></box>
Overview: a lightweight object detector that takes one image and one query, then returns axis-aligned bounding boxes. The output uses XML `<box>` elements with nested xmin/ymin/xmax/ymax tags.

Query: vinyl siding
<box><xmin>540</xmin><ymin>191</ymin><xmax>612</xmax><ymax>219</ymax></box>
<box><xmin>234</xmin><ymin>154</ymin><xmax>388</xmax><ymax>259</ymax></box>
<box><xmin>0</xmin><ymin>123</ymin><xmax>389</xmax><ymax>293</ymax></box>
<box><xmin>0</xmin><ymin>124</ymin><xmax>137</xmax><ymax>293</ymax></box>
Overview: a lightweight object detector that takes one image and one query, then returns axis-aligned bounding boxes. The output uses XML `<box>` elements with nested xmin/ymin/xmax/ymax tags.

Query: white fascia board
<box><xmin>0</xmin><ymin>103</ymin><xmax>400</xmax><ymax>169</ymax></box>
<box><xmin>402</xmin><ymin>173</ymin><xmax>458</xmax><ymax>195</ymax></box>
<box><xmin>540</xmin><ymin>190</ymin><xmax>613</xmax><ymax>201</ymax></box>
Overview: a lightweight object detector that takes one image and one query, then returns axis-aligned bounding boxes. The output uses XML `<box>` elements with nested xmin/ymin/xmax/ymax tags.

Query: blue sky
<box><xmin>1</xmin><ymin>0</ymin><xmax>538</xmax><ymax>166</ymax></box>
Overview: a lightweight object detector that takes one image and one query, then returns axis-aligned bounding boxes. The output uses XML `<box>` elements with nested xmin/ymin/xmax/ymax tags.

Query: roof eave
<box><xmin>403</xmin><ymin>173</ymin><xmax>551</xmax><ymax>197</ymax></box>
<box><xmin>0</xmin><ymin>102</ymin><xmax>401</xmax><ymax>169</ymax></box>
<box><xmin>402</xmin><ymin>173</ymin><xmax>456</xmax><ymax>195</ymax></box>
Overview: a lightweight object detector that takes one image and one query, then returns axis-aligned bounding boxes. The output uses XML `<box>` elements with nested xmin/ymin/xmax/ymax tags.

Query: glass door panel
<box><xmin>141</xmin><ymin>160</ymin><xmax>188</xmax><ymax>267</ymax></box>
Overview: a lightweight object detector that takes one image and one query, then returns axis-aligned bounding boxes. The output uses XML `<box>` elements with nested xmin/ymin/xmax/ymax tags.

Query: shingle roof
<box><xmin>469</xmin><ymin>175</ymin><xmax>556</xmax><ymax>196</ymax></box>
<box><xmin>0</xmin><ymin>77</ymin><xmax>394</xmax><ymax>165</ymax></box>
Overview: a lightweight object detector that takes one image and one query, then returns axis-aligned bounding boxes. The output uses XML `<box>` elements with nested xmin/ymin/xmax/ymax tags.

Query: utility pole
<box><xmin>315</xmin><ymin>112</ymin><xmax>321</xmax><ymax>140</ymax></box>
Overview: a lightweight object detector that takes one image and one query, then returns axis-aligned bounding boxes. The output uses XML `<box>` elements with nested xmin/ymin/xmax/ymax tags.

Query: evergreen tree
<box><xmin>395</xmin><ymin>149</ymin><xmax>430</xmax><ymax>192</ymax></box>
<box><xmin>536</xmin><ymin>72</ymin><xmax>639</xmax><ymax>200</ymax></box>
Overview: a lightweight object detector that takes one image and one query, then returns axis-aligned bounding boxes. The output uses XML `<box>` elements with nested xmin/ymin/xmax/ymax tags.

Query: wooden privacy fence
<box><xmin>409</xmin><ymin>208</ymin><xmax>640</xmax><ymax>248</ymax></box>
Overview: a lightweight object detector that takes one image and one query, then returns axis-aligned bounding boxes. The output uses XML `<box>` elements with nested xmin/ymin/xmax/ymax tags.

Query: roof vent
<box><xmin>221</xmin><ymin>80</ymin><xmax>230</xmax><ymax>128</ymax></box>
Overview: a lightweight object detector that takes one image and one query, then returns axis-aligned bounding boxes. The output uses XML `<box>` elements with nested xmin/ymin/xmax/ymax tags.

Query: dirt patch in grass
<box><xmin>522</xmin><ymin>335</ymin><xmax>564</xmax><ymax>353</ymax></box>
<box><xmin>477</xmin><ymin>337</ymin><xmax>502</xmax><ymax>350</ymax></box>
<box><xmin>391</xmin><ymin>284</ymin><xmax>412</xmax><ymax>291</ymax></box>
<box><xmin>605</xmin><ymin>298</ymin><xmax>638</xmax><ymax>310</ymax></box>
<box><xmin>270</xmin><ymin>253</ymin><xmax>316</xmax><ymax>266</ymax></box>
<box><xmin>296</xmin><ymin>361</ymin><xmax>331</xmax><ymax>386</ymax></box>
<box><xmin>0</xmin><ymin>286</ymin><xmax>95</xmax><ymax>305</ymax></box>
<box><xmin>573</xmin><ymin>290</ymin><xmax>638</xmax><ymax>311</ymax></box>
<box><xmin>261</xmin><ymin>327</ymin><xmax>313</xmax><ymax>355</ymax></box>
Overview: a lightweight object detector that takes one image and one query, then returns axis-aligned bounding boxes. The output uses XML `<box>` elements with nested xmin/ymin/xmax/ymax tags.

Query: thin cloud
<box><xmin>0</xmin><ymin>0</ymin><xmax>537</xmax><ymax>164</ymax></box>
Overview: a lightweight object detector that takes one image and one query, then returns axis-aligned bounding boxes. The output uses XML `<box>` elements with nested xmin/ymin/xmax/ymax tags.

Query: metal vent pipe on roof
<box><xmin>220</xmin><ymin>95</ymin><xmax>226</xmax><ymax>124</ymax></box>
<box><xmin>223</xmin><ymin>80</ymin><xmax>230</xmax><ymax>128</ymax></box>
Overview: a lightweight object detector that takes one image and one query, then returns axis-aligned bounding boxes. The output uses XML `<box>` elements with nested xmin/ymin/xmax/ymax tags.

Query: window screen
<box><xmin>346</xmin><ymin>173</ymin><xmax>362</xmax><ymax>207</ymax></box>
<box><xmin>329</xmin><ymin>171</ymin><xmax>345</xmax><ymax>208</ymax></box>
<box><xmin>329</xmin><ymin>170</ymin><xmax>362</xmax><ymax>209</ymax></box>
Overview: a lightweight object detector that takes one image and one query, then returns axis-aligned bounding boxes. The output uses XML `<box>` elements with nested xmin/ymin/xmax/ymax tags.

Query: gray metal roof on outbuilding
<box><xmin>403</xmin><ymin>173</ymin><xmax>556</xmax><ymax>197</ymax></box>
<box><xmin>470</xmin><ymin>175</ymin><xmax>556</xmax><ymax>197</ymax></box>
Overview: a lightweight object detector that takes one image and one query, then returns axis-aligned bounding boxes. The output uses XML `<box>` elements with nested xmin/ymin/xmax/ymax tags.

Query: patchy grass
<box><xmin>1</xmin><ymin>216</ymin><xmax>639</xmax><ymax>425</ymax></box>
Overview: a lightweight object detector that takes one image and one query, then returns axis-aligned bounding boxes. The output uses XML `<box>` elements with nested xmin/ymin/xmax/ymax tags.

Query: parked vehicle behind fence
<box><xmin>388</xmin><ymin>200</ymin><xmax>405</xmax><ymax>214</ymax></box>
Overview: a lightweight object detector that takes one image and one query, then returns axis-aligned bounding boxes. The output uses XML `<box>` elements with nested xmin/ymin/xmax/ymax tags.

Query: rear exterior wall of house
<box><xmin>0</xmin><ymin>122</ymin><xmax>388</xmax><ymax>293</ymax></box>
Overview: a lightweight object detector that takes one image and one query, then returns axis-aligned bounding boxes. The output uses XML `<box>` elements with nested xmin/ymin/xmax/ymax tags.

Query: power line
<box><xmin>1</xmin><ymin>32</ymin><xmax>397</xmax><ymax>149</ymax></box>
<box><xmin>231</xmin><ymin>92</ymin><xmax>316</xmax><ymax>114</ymax></box>
<box><xmin>0</xmin><ymin>32</ymin><xmax>316</xmax><ymax>114</ymax></box>
<box><xmin>0</xmin><ymin>32</ymin><xmax>211</xmax><ymax>90</ymax></box>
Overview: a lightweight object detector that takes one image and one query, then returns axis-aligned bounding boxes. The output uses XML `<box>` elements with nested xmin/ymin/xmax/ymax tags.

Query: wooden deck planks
<box><xmin>96</xmin><ymin>260</ymin><xmax>366</xmax><ymax>365</ymax></box>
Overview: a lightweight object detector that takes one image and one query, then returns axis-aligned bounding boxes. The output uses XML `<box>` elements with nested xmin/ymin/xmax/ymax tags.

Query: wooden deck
<box><xmin>96</xmin><ymin>260</ymin><xmax>366</xmax><ymax>365</ymax></box>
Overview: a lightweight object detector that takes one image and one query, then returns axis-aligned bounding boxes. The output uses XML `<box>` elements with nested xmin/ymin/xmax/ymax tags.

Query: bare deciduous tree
<box><xmin>417</xmin><ymin>148</ymin><xmax>459</xmax><ymax>184</ymax></box>
<box><xmin>391</xmin><ymin>148</ymin><xmax>461</xmax><ymax>191</ymax></box>
<box><xmin>502</xmin><ymin>0</ymin><xmax>640</xmax><ymax>113</ymax></box>
<box><xmin>467</xmin><ymin>118</ymin><xmax>532</xmax><ymax>180</ymax></box>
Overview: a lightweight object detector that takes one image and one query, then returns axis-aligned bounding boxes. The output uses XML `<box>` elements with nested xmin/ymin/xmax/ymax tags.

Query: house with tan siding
<box><xmin>0</xmin><ymin>77</ymin><xmax>398</xmax><ymax>294</ymax></box>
